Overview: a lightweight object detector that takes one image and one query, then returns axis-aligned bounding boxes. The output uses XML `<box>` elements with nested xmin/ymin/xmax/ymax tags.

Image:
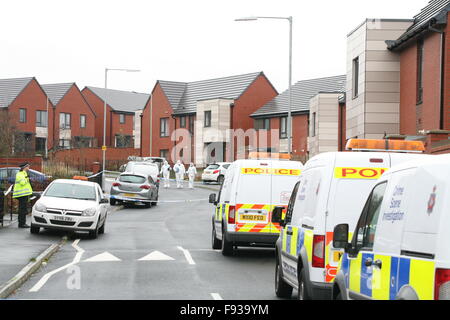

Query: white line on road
<box><xmin>177</xmin><ymin>246</ymin><xmax>196</xmax><ymax>265</ymax></box>
<box><xmin>29</xmin><ymin>239</ymin><xmax>84</xmax><ymax>292</ymax></box>
<box><xmin>211</xmin><ymin>293</ymin><xmax>223</xmax><ymax>300</ymax></box>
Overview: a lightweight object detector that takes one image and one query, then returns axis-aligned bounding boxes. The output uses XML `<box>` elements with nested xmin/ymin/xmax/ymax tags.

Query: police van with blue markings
<box><xmin>332</xmin><ymin>154</ymin><xmax>450</xmax><ymax>300</ymax></box>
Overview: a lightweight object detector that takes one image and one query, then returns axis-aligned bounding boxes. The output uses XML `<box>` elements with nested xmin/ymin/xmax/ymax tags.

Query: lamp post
<box><xmin>102</xmin><ymin>68</ymin><xmax>140</xmax><ymax>174</ymax></box>
<box><xmin>235</xmin><ymin>16</ymin><xmax>293</xmax><ymax>156</ymax></box>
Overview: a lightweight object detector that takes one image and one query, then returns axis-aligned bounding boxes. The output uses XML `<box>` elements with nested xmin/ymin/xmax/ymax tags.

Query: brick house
<box><xmin>140</xmin><ymin>72</ymin><xmax>278</xmax><ymax>165</ymax></box>
<box><xmin>251</xmin><ymin>75</ymin><xmax>346</xmax><ymax>160</ymax></box>
<box><xmin>42</xmin><ymin>83</ymin><xmax>97</xmax><ymax>150</ymax></box>
<box><xmin>81</xmin><ymin>87</ymin><xmax>149</xmax><ymax>150</ymax></box>
<box><xmin>0</xmin><ymin>77</ymin><xmax>54</xmax><ymax>155</ymax></box>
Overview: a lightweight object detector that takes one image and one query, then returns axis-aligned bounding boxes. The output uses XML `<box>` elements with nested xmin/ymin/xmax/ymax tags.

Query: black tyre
<box><xmin>110</xmin><ymin>199</ymin><xmax>117</xmax><ymax>206</ymax></box>
<box><xmin>217</xmin><ymin>175</ymin><xmax>224</xmax><ymax>185</ymax></box>
<box><xmin>89</xmin><ymin>221</ymin><xmax>100</xmax><ymax>239</ymax></box>
<box><xmin>144</xmin><ymin>202</ymin><xmax>151</xmax><ymax>208</ymax></box>
<box><xmin>30</xmin><ymin>224</ymin><xmax>40</xmax><ymax>235</ymax></box>
<box><xmin>152</xmin><ymin>193</ymin><xmax>158</xmax><ymax>206</ymax></box>
<box><xmin>99</xmin><ymin>220</ymin><xmax>105</xmax><ymax>235</ymax></box>
<box><xmin>275</xmin><ymin>257</ymin><xmax>293</xmax><ymax>298</ymax></box>
<box><xmin>221</xmin><ymin>227</ymin><xmax>233</xmax><ymax>256</ymax></box>
<box><xmin>212</xmin><ymin>224</ymin><xmax>221</xmax><ymax>250</ymax></box>
<box><xmin>298</xmin><ymin>268</ymin><xmax>312</xmax><ymax>300</ymax></box>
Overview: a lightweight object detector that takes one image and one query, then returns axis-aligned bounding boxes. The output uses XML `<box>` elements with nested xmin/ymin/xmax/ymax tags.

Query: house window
<box><xmin>311</xmin><ymin>112</ymin><xmax>317</xmax><ymax>137</ymax></box>
<box><xmin>280</xmin><ymin>117</ymin><xmax>287</xmax><ymax>139</ymax></box>
<box><xmin>59</xmin><ymin>139</ymin><xmax>71</xmax><ymax>149</ymax></box>
<box><xmin>189</xmin><ymin>116</ymin><xmax>195</xmax><ymax>135</ymax></box>
<box><xmin>60</xmin><ymin>113</ymin><xmax>71</xmax><ymax>129</ymax></box>
<box><xmin>35</xmin><ymin>138</ymin><xmax>46</xmax><ymax>153</ymax></box>
<box><xmin>19</xmin><ymin>109</ymin><xmax>27</xmax><ymax>123</ymax></box>
<box><xmin>255</xmin><ymin>118</ymin><xmax>270</xmax><ymax>131</ymax></box>
<box><xmin>115</xmin><ymin>135</ymin><xmax>133</xmax><ymax>148</ymax></box>
<box><xmin>160</xmin><ymin>118</ymin><xmax>169</xmax><ymax>137</ymax></box>
<box><xmin>352</xmin><ymin>57</ymin><xmax>359</xmax><ymax>99</ymax></box>
<box><xmin>180</xmin><ymin>116</ymin><xmax>186</xmax><ymax>128</ymax></box>
<box><xmin>417</xmin><ymin>39</ymin><xmax>424</xmax><ymax>104</ymax></box>
<box><xmin>80</xmin><ymin>115</ymin><xmax>86</xmax><ymax>128</ymax></box>
<box><xmin>204</xmin><ymin>111</ymin><xmax>212</xmax><ymax>128</ymax></box>
<box><xmin>160</xmin><ymin>149</ymin><xmax>169</xmax><ymax>159</ymax></box>
<box><xmin>119</xmin><ymin>114</ymin><xmax>125</xmax><ymax>124</ymax></box>
<box><xmin>36</xmin><ymin>110</ymin><xmax>47</xmax><ymax>127</ymax></box>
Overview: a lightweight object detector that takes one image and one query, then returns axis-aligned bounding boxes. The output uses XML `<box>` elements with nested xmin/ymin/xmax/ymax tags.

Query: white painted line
<box><xmin>211</xmin><ymin>293</ymin><xmax>223</xmax><ymax>300</ymax></box>
<box><xmin>29</xmin><ymin>239</ymin><xmax>84</xmax><ymax>293</ymax></box>
<box><xmin>177</xmin><ymin>246</ymin><xmax>196</xmax><ymax>265</ymax></box>
<box><xmin>138</xmin><ymin>251</ymin><xmax>175</xmax><ymax>261</ymax></box>
<box><xmin>84</xmin><ymin>252</ymin><xmax>121</xmax><ymax>262</ymax></box>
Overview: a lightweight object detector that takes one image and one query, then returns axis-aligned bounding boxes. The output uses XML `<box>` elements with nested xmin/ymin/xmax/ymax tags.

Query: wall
<box><xmin>346</xmin><ymin>19</ymin><xmax>412</xmax><ymax>139</ymax></box>
<box><xmin>445</xmin><ymin>14</ymin><xmax>450</xmax><ymax>130</ymax></box>
<box><xmin>110</xmin><ymin>112</ymin><xmax>134</xmax><ymax>146</ymax></box>
<box><xmin>81</xmin><ymin>88</ymin><xmax>112</xmax><ymax>147</ymax></box>
<box><xmin>0</xmin><ymin>156</ymin><xmax>43</xmax><ymax>171</ymax></box>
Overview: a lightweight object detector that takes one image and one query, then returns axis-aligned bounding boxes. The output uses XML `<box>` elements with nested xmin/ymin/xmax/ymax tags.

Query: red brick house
<box><xmin>81</xmin><ymin>87</ymin><xmax>149</xmax><ymax>150</ymax></box>
<box><xmin>42</xmin><ymin>83</ymin><xmax>97</xmax><ymax>150</ymax></box>
<box><xmin>0</xmin><ymin>77</ymin><xmax>55</xmax><ymax>155</ymax></box>
<box><xmin>251</xmin><ymin>75</ymin><xmax>346</xmax><ymax>161</ymax></box>
<box><xmin>141</xmin><ymin>72</ymin><xmax>278</xmax><ymax>165</ymax></box>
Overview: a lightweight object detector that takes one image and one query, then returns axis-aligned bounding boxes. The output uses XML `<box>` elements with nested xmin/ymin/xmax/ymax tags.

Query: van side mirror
<box><xmin>272</xmin><ymin>206</ymin><xmax>285</xmax><ymax>226</ymax></box>
<box><xmin>209</xmin><ymin>193</ymin><xmax>217</xmax><ymax>205</ymax></box>
<box><xmin>333</xmin><ymin>224</ymin><xmax>350</xmax><ymax>250</ymax></box>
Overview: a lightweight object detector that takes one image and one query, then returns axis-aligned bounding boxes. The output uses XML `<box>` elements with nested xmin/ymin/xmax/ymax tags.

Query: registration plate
<box><xmin>239</xmin><ymin>214</ymin><xmax>266</xmax><ymax>222</ymax></box>
<box><xmin>53</xmin><ymin>215</ymin><xmax>74</xmax><ymax>222</ymax></box>
<box><xmin>123</xmin><ymin>193</ymin><xmax>136</xmax><ymax>198</ymax></box>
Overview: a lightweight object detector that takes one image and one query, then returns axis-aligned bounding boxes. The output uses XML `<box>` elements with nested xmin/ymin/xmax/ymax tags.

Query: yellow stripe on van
<box><xmin>304</xmin><ymin>230</ymin><xmax>314</xmax><ymax>263</ymax></box>
<box><xmin>372</xmin><ymin>255</ymin><xmax>391</xmax><ymax>300</ymax></box>
<box><xmin>349</xmin><ymin>255</ymin><xmax>362</xmax><ymax>293</ymax></box>
<box><xmin>410</xmin><ymin>259</ymin><xmax>435</xmax><ymax>300</ymax></box>
<box><xmin>290</xmin><ymin>228</ymin><xmax>299</xmax><ymax>257</ymax></box>
<box><xmin>282</xmin><ymin>229</ymin><xmax>288</xmax><ymax>252</ymax></box>
<box><xmin>334</xmin><ymin>167</ymin><xmax>388</xmax><ymax>180</ymax></box>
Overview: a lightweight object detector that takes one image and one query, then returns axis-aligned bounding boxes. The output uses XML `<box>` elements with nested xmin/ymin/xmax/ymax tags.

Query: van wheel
<box><xmin>275</xmin><ymin>257</ymin><xmax>293</xmax><ymax>298</ymax></box>
<box><xmin>221</xmin><ymin>227</ymin><xmax>233</xmax><ymax>256</ymax></box>
<box><xmin>298</xmin><ymin>268</ymin><xmax>311</xmax><ymax>300</ymax></box>
<box><xmin>212</xmin><ymin>225</ymin><xmax>221</xmax><ymax>250</ymax></box>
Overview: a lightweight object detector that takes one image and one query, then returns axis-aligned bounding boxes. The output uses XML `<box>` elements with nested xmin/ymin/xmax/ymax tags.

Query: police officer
<box><xmin>13</xmin><ymin>163</ymin><xmax>33</xmax><ymax>228</ymax></box>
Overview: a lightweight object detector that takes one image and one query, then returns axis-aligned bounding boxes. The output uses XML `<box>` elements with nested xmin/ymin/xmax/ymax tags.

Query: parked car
<box><xmin>124</xmin><ymin>161</ymin><xmax>160</xmax><ymax>188</ymax></box>
<box><xmin>202</xmin><ymin>163</ymin><xmax>231</xmax><ymax>184</ymax></box>
<box><xmin>0</xmin><ymin>167</ymin><xmax>50</xmax><ymax>186</ymax></box>
<box><xmin>109</xmin><ymin>172</ymin><xmax>159</xmax><ymax>208</ymax></box>
<box><xmin>30</xmin><ymin>179</ymin><xmax>109</xmax><ymax>239</ymax></box>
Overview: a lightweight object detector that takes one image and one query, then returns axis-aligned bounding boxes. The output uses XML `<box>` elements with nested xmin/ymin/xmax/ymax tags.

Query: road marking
<box><xmin>177</xmin><ymin>246</ymin><xmax>196</xmax><ymax>265</ymax></box>
<box><xmin>30</xmin><ymin>239</ymin><xmax>84</xmax><ymax>293</ymax></box>
<box><xmin>211</xmin><ymin>293</ymin><xmax>223</xmax><ymax>300</ymax></box>
<box><xmin>138</xmin><ymin>251</ymin><xmax>175</xmax><ymax>261</ymax></box>
<box><xmin>84</xmin><ymin>252</ymin><xmax>121</xmax><ymax>262</ymax></box>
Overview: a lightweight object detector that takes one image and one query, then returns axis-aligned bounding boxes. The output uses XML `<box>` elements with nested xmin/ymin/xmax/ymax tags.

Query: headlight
<box><xmin>82</xmin><ymin>208</ymin><xmax>97</xmax><ymax>217</ymax></box>
<box><xmin>34</xmin><ymin>203</ymin><xmax>47</xmax><ymax>213</ymax></box>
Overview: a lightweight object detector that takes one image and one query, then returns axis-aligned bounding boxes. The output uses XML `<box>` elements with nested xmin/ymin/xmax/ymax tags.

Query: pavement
<box><xmin>4</xmin><ymin>181</ymin><xmax>291</xmax><ymax>300</ymax></box>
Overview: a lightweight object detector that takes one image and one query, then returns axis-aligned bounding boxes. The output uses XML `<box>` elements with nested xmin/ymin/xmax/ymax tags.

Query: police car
<box><xmin>271</xmin><ymin>139</ymin><xmax>430</xmax><ymax>300</ymax></box>
<box><xmin>209</xmin><ymin>153</ymin><xmax>303</xmax><ymax>256</ymax></box>
<box><xmin>332</xmin><ymin>154</ymin><xmax>450</xmax><ymax>300</ymax></box>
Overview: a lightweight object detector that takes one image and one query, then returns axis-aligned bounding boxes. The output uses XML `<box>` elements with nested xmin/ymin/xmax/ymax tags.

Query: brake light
<box><xmin>435</xmin><ymin>269</ymin><xmax>450</xmax><ymax>300</ymax></box>
<box><xmin>213</xmin><ymin>170</ymin><xmax>220</xmax><ymax>174</ymax></box>
<box><xmin>140</xmin><ymin>185</ymin><xmax>151</xmax><ymax>190</ymax></box>
<box><xmin>312</xmin><ymin>235</ymin><xmax>325</xmax><ymax>268</ymax></box>
<box><xmin>228</xmin><ymin>206</ymin><xmax>236</xmax><ymax>224</ymax></box>
<box><xmin>112</xmin><ymin>182</ymin><xmax>121</xmax><ymax>187</ymax></box>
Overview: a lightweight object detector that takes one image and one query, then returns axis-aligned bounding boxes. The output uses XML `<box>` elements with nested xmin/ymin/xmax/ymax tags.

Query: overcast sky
<box><xmin>1</xmin><ymin>0</ymin><xmax>427</xmax><ymax>95</ymax></box>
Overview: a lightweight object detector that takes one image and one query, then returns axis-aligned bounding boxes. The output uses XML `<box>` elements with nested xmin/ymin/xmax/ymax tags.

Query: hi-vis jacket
<box><xmin>13</xmin><ymin>171</ymin><xmax>33</xmax><ymax>198</ymax></box>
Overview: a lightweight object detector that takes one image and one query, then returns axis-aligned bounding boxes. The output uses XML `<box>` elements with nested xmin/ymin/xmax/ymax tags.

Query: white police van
<box><xmin>272</xmin><ymin>139</ymin><xmax>429</xmax><ymax>300</ymax></box>
<box><xmin>332</xmin><ymin>154</ymin><xmax>450</xmax><ymax>300</ymax></box>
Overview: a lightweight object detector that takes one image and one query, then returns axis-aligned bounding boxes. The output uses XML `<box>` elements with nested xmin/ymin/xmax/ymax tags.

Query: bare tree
<box><xmin>0</xmin><ymin>110</ymin><xmax>17</xmax><ymax>156</ymax></box>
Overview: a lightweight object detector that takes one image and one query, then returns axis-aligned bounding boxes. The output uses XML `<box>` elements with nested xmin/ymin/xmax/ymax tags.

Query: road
<box><xmin>10</xmin><ymin>183</ymin><xmax>292</xmax><ymax>300</ymax></box>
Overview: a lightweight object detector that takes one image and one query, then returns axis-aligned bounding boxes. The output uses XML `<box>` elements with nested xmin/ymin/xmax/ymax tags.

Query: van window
<box><xmin>354</xmin><ymin>182</ymin><xmax>387</xmax><ymax>250</ymax></box>
<box><xmin>286</xmin><ymin>181</ymin><xmax>301</xmax><ymax>225</ymax></box>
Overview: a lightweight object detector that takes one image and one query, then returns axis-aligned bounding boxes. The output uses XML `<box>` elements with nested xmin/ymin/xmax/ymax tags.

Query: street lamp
<box><xmin>235</xmin><ymin>16</ymin><xmax>293</xmax><ymax>156</ymax></box>
<box><xmin>102</xmin><ymin>68</ymin><xmax>141</xmax><ymax>174</ymax></box>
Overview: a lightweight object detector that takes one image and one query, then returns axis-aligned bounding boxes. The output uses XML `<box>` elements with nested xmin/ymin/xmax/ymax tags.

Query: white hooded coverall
<box><xmin>160</xmin><ymin>162</ymin><xmax>172</xmax><ymax>188</ymax></box>
<box><xmin>187</xmin><ymin>164</ymin><xmax>197</xmax><ymax>189</ymax></box>
<box><xmin>174</xmin><ymin>161</ymin><xmax>186</xmax><ymax>189</ymax></box>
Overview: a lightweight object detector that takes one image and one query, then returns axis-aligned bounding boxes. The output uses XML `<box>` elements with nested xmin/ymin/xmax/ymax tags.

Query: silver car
<box><xmin>109</xmin><ymin>173</ymin><xmax>158</xmax><ymax>208</ymax></box>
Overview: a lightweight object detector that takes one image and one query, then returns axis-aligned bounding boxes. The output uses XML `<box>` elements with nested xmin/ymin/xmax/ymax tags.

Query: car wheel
<box><xmin>144</xmin><ymin>202</ymin><xmax>151</xmax><ymax>208</ymax></box>
<box><xmin>298</xmin><ymin>268</ymin><xmax>311</xmax><ymax>300</ymax></box>
<box><xmin>152</xmin><ymin>193</ymin><xmax>158</xmax><ymax>206</ymax></box>
<box><xmin>212</xmin><ymin>224</ymin><xmax>221</xmax><ymax>250</ymax></box>
<box><xmin>30</xmin><ymin>224</ymin><xmax>40</xmax><ymax>235</ymax></box>
<box><xmin>275</xmin><ymin>257</ymin><xmax>293</xmax><ymax>298</ymax></box>
<box><xmin>110</xmin><ymin>199</ymin><xmax>116</xmax><ymax>206</ymax></box>
<box><xmin>217</xmin><ymin>175</ymin><xmax>224</xmax><ymax>185</ymax></box>
<box><xmin>89</xmin><ymin>221</ymin><xmax>100</xmax><ymax>239</ymax></box>
<box><xmin>99</xmin><ymin>220</ymin><xmax>105</xmax><ymax>235</ymax></box>
<box><xmin>221</xmin><ymin>226</ymin><xmax>233</xmax><ymax>256</ymax></box>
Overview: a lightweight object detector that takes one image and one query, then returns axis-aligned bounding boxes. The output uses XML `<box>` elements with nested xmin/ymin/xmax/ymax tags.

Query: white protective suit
<box><xmin>173</xmin><ymin>160</ymin><xmax>186</xmax><ymax>189</ymax></box>
<box><xmin>160</xmin><ymin>161</ymin><xmax>172</xmax><ymax>188</ymax></box>
<box><xmin>187</xmin><ymin>164</ymin><xmax>197</xmax><ymax>189</ymax></box>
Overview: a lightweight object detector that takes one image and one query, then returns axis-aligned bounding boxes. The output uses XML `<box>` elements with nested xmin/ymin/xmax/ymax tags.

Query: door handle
<box><xmin>286</xmin><ymin>231</ymin><xmax>293</xmax><ymax>236</ymax></box>
<box><xmin>373</xmin><ymin>259</ymin><xmax>383</xmax><ymax>269</ymax></box>
<box><xmin>364</xmin><ymin>258</ymin><xmax>373</xmax><ymax>267</ymax></box>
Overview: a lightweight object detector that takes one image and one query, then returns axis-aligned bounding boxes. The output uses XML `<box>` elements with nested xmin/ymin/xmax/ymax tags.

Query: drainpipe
<box><xmin>140</xmin><ymin>113</ymin><xmax>144</xmax><ymax>156</ymax></box>
<box><xmin>172</xmin><ymin>115</ymin><xmax>177</xmax><ymax>162</ymax></box>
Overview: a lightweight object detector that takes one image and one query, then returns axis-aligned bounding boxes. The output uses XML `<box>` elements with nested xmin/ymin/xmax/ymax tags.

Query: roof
<box><xmin>86</xmin><ymin>87</ymin><xmax>150</xmax><ymax>113</ymax></box>
<box><xmin>0</xmin><ymin>77</ymin><xmax>34</xmax><ymax>108</ymax></box>
<box><xmin>387</xmin><ymin>0</ymin><xmax>450</xmax><ymax>50</ymax></box>
<box><xmin>157</xmin><ymin>72</ymin><xmax>273</xmax><ymax>115</ymax></box>
<box><xmin>251</xmin><ymin>75</ymin><xmax>346</xmax><ymax>118</ymax></box>
<box><xmin>42</xmin><ymin>83</ymin><xmax>74</xmax><ymax>106</ymax></box>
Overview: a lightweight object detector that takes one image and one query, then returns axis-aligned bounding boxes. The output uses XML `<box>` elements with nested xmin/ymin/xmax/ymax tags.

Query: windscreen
<box><xmin>119</xmin><ymin>175</ymin><xmax>146</xmax><ymax>184</ymax></box>
<box><xmin>129</xmin><ymin>163</ymin><xmax>158</xmax><ymax>175</ymax></box>
<box><xmin>206</xmin><ymin>165</ymin><xmax>220</xmax><ymax>170</ymax></box>
<box><xmin>45</xmin><ymin>183</ymin><xmax>96</xmax><ymax>201</ymax></box>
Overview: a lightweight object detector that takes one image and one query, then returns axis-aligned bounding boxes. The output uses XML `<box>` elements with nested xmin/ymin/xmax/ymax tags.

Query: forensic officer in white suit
<box><xmin>160</xmin><ymin>160</ymin><xmax>172</xmax><ymax>188</ymax></box>
<box><xmin>187</xmin><ymin>163</ymin><xmax>197</xmax><ymax>189</ymax></box>
<box><xmin>173</xmin><ymin>160</ymin><xmax>186</xmax><ymax>189</ymax></box>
